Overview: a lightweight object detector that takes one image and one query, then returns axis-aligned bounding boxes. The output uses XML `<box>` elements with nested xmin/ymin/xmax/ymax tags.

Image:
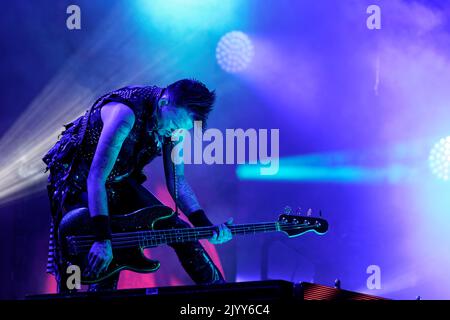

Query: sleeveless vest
<box><xmin>75</xmin><ymin>86</ymin><xmax>164</xmax><ymax>183</ymax></box>
<box><xmin>43</xmin><ymin>85</ymin><xmax>165</xmax><ymax>277</ymax></box>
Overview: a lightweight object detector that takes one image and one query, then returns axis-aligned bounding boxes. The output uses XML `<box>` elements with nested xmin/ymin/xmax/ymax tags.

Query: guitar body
<box><xmin>58</xmin><ymin>205</ymin><xmax>175</xmax><ymax>284</ymax></box>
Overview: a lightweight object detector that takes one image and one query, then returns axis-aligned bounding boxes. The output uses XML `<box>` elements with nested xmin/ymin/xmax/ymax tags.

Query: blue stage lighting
<box><xmin>136</xmin><ymin>0</ymin><xmax>242</xmax><ymax>34</ymax></box>
<box><xmin>429</xmin><ymin>136</ymin><xmax>450</xmax><ymax>181</ymax></box>
<box><xmin>216</xmin><ymin>31</ymin><xmax>254</xmax><ymax>73</ymax></box>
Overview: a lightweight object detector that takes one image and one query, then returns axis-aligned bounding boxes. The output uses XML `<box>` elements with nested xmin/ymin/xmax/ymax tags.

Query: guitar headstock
<box><xmin>278</xmin><ymin>206</ymin><xmax>329</xmax><ymax>237</ymax></box>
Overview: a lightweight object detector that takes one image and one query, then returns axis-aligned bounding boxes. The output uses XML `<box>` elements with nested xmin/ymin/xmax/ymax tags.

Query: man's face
<box><xmin>157</xmin><ymin>91</ymin><xmax>193</xmax><ymax>137</ymax></box>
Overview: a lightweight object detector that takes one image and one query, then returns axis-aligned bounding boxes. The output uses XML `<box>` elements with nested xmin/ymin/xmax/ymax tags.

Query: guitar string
<box><xmin>71</xmin><ymin>223</ymin><xmax>320</xmax><ymax>245</ymax></box>
<box><xmin>72</xmin><ymin>221</ymin><xmax>323</xmax><ymax>240</ymax></box>
<box><xmin>72</xmin><ymin>228</ymin><xmax>321</xmax><ymax>253</ymax></box>
<box><xmin>72</xmin><ymin>221</ymin><xmax>290</xmax><ymax>239</ymax></box>
<box><xmin>70</xmin><ymin>223</ymin><xmax>321</xmax><ymax>251</ymax></box>
<box><xmin>72</xmin><ymin>224</ymin><xmax>322</xmax><ymax>253</ymax></box>
<box><xmin>70</xmin><ymin>222</ymin><xmax>313</xmax><ymax>243</ymax></box>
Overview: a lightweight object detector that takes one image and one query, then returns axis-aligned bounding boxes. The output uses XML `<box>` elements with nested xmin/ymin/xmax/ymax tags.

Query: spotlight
<box><xmin>0</xmin><ymin>4</ymin><xmax>197</xmax><ymax>205</ymax></box>
<box><xmin>216</xmin><ymin>31</ymin><xmax>254</xmax><ymax>73</ymax></box>
<box><xmin>429</xmin><ymin>136</ymin><xmax>450</xmax><ymax>181</ymax></box>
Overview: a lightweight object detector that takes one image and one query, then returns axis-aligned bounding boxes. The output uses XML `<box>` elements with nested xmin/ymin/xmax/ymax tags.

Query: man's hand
<box><xmin>210</xmin><ymin>218</ymin><xmax>233</xmax><ymax>244</ymax></box>
<box><xmin>83</xmin><ymin>240</ymin><xmax>113</xmax><ymax>279</ymax></box>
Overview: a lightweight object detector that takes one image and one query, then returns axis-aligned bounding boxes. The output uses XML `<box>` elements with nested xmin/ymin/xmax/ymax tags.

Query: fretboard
<box><xmin>70</xmin><ymin>220</ymin><xmax>317</xmax><ymax>253</ymax></box>
<box><xmin>119</xmin><ymin>222</ymin><xmax>281</xmax><ymax>248</ymax></box>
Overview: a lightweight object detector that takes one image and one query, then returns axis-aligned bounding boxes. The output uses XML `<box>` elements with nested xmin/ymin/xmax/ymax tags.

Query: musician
<box><xmin>43</xmin><ymin>79</ymin><xmax>232</xmax><ymax>292</ymax></box>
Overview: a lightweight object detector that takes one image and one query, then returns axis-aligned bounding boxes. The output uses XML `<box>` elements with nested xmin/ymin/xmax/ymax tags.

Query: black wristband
<box><xmin>188</xmin><ymin>209</ymin><xmax>214</xmax><ymax>227</ymax></box>
<box><xmin>91</xmin><ymin>215</ymin><xmax>112</xmax><ymax>241</ymax></box>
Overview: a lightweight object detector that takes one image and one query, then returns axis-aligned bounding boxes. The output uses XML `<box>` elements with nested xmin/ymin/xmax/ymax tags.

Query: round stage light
<box><xmin>216</xmin><ymin>31</ymin><xmax>254</xmax><ymax>73</ymax></box>
<box><xmin>429</xmin><ymin>136</ymin><xmax>450</xmax><ymax>181</ymax></box>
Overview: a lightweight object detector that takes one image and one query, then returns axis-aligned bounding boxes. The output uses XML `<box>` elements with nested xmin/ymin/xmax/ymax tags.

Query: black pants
<box><xmin>63</xmin><ymin>178</ymin><xmax>225</xmax><ymax>292</ymax></box>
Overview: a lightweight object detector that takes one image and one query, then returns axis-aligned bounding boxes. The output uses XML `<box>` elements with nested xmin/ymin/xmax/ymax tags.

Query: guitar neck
<box><xmin>111</xmin><ymin>222</ymin><xmax>281</xmax><ymax>249</ymax></box>
<box><xmin>68</xmin><ymin>215</ymin><xmax>327</xmax><ymax>254</ymax></box>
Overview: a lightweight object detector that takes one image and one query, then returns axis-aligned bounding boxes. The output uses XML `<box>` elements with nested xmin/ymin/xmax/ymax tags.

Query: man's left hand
<box><xmin>210</xmin><ymin>217</ymin><xmax>233</xmax><ymax>244</ymax></box>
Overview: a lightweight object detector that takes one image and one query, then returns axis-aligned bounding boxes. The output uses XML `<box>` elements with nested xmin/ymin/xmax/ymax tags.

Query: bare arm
<box><xmin>87</xmin><ymin>102</ymin><xmax>135</xmax><ymax>218</ymax></box>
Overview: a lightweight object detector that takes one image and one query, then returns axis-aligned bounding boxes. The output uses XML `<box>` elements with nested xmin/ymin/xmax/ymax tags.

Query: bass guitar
<box><xmin>59</xmin><ymin>205</ymin><xmax>328</xmax><ymax>284</ymax></box>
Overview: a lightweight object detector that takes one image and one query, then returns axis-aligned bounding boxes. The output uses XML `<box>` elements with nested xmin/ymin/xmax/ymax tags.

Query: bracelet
<box><xmin>188</xmin><ymin>209</ymin><xmax>214</xmax><ymax>227</ymax></box>
<box><xmin>91</xmin><ymin>215</ymin><xmax>112</xmax><ymax>241</ymax></box>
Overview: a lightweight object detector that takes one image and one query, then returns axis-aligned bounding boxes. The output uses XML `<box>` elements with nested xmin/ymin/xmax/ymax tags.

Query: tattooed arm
<box><xmin>162</xmin><ymin>137</ymin><xmax>233</xmax><ymax>244</ymax></box>
<box><xmin>162</xmin><ymin>138</ymin><xmax>202</xmax><ymax>215</ymax></box>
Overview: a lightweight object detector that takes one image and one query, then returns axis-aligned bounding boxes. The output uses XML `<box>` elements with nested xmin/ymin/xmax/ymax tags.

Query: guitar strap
<box><xmin>172</xmin><ymin>140</ymin><xmax>179</xmax><ymax>216</ymax></box>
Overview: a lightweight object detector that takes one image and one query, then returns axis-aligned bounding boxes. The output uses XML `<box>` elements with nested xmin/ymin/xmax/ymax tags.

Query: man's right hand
<box><xmin>84</xmin><ymin>240</ymin><xmax>113</xmax><ymax>279</ymax></box>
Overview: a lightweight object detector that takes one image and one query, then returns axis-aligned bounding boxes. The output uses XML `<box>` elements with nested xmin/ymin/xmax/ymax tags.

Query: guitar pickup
<box><xmin>66</xmin><ymin>236</ymin><xmax>78</xmax><ymax>255</ymax></box>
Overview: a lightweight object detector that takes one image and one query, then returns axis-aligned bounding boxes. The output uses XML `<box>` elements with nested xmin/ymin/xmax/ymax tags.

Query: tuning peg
<box><xmin>307</xmin><ymin>208</ymin><xmax>312</xmax><ymax>216</ymax></box>
<box><xmin>284</xmin><ymin>206</ymin><xmax>292</xmax><ymax>214</ymax></box>
<box><xmin>295</xmin><ymin>207</ymin><xmax>302</xmax><ymax>215</ymax></box>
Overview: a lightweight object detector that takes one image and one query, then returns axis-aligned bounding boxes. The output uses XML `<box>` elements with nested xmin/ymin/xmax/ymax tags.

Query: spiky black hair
<box><xmin>166</xmin><ymin>79</ymin><xmax>216</xmax><ymax>126</ymax></box>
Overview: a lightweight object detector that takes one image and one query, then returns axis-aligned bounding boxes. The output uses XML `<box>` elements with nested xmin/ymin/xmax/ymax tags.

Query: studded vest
<box><xmin>44</xmin><ymin>85</ymin><xmax>166</xmax><ymax>277</ymax></box>
<box><xmin>69</xmin><ymin>85</ymin><xmax>166</xmax><ymax>201</ymax></box>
